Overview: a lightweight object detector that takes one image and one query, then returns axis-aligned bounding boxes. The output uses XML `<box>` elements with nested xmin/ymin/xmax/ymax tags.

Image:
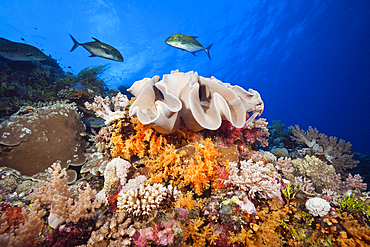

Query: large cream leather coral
<box><xmin>128</xmin><ymin>70</ymin><xmax>264</xmax><ymax>134</ymax></box>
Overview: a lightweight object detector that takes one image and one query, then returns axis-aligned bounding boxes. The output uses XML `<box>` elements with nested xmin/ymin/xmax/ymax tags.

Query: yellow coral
<box><xmin>183</xmin><ymin>218</ymin><xmax>219</xmax><ymax>247</ymax></box>
<box><xmin>177</xmin><ymin>191</ymin><xmax>206</xmax><ymax>210</ymax></box>
<box><xmin>227</xmin><ymin>225</ymin><xmax>257</xmax><ymax>246</ymax></box>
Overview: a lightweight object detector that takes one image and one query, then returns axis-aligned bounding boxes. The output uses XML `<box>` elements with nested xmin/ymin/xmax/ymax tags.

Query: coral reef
<box><xmin>0</xmin><ymin>70</ymin><xmax>369</xmax><ymax>247</ymax></box>
<box><xmin>128</xmin><ymin>70</ymin><xmax>264</xmax><ymax>134</ymax></box>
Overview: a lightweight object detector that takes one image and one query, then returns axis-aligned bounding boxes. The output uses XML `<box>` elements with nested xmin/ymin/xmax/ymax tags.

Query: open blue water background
<box><xmin>1</xmin><ymin>0</ymin><xmax>369</xmax><ymax>153</ymax></box>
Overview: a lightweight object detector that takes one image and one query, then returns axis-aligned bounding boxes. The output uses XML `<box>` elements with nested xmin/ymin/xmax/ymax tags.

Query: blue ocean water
<box><xmin>0</xmin><ymin>0</ymin><xmax>369</xmax><ymax>153</ymax></box>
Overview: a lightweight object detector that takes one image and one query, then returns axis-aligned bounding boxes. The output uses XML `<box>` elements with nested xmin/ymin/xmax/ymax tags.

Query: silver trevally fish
<box><xmin>69</xmin><ymin>34</ymin><xmax>123</xmax><ymax>62</ymax></box>
<box><xmin>165</xmin><ymin>34</ymin><xmax>212</xmax><ymax>59</ymax></box>
<box><xmin>0</xmin><ymin>37</ymin><xmax>48</xmax><ymax>61</ymax></box>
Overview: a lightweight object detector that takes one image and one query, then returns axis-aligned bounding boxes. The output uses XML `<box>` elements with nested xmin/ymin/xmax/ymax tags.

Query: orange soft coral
<box><xmin>182</xmin><ymin>139</ymin><xmax>220</xmax><ymax>195</ymax></box>
<box><xmin>145</xmin><ymin>138</ymin><xmax>221</xmax><ymax>195</ymax></box>
<box><xmin>110</xmin><ymin>117</ymin><xmax>195</xmax><ymax>160</ymax></box>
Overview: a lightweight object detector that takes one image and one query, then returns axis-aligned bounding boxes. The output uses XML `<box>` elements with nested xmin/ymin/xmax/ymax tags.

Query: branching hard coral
<box><xmin>294</xmin><ymin>176</ymin><xmax>315</xmax><ymax>195</ymax></box>
<box><xmin>345</xmin><ymin>173</ymin><xmax>367</xmax><ymax>193</ymax></box>
<box><xmin>31</xmin><ymin>163</ymin><xmax>102</xmax><ymax>229</ymax></box>
<box><xmin>226</xmin><ymin>159</ymin><xmax>282</xmax><ymax>200</ymax></box>
<box><xmin>318</xmin><ymin>134</ymin><xmax>360</xmax><ymax>174</ymax></box>
<box><xmin>85</xmin><ymin>92</ymin><xmax>129</xmax><ymax>125</ymax></box>
<box><xmin>81</xmin><ymin>210</ymin><xmax>135</xmax><ymax>247</ymax></box>
<box><xmin>290</xmin><ymin>125</ymin><xmax>359</xmax><ymax>175</ymax></box>
<box><xmin>290</xmin><ymin>125</ymin><xmax>320</xmax><ymax>149</ymax></box>
<box><xmin>291</xmin><ymin>155</ymin><xmax>336</xmax><ymax>193</ymax></box>
<box><xmin>117</xmin><ymin>183</ymin><xmax>180</xmax><ymax>222</ymax></box>
<box><xmin>276</xmin><ymin>157</ymin><xmax>293</xmax><ymax>176</ymax></box>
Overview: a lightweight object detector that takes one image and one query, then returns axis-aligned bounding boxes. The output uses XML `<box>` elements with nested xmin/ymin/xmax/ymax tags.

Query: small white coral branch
<box><xmin>117</xmin><ymin>183</ymin><xmax>180</xmax><ymax>219</ymax></box>
<box><xmin>85</xmin><ymin>92</ymin><xmax>129</xmax><ymax>125</ymax></box>
<box><xmin>226</xmin><ymin>159</ymin><xmax>280</xmax><ymax>199</ymax></box>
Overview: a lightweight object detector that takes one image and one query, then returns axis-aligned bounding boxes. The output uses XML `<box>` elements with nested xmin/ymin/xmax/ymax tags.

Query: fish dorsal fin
<box><xmin>92</xmin><ymin>37</ymin><xmax>101</xmax><ymax>42</ymax></box>
<box><xmin>191</xmin><ymin>36</ymin><xmax>198</xmax><ymax>39</ymax></box>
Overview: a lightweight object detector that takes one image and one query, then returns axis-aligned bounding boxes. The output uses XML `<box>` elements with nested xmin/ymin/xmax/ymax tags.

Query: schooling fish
<box><xmin>69</xmin><ymin>34</ymin><xmax>123</xmax><ymax>62</ymax></box>
<box><xmin>0</xmin><ymin>37</ymin><xmax>48</xmax><ymax>61</ymax></box>
<box><xmin>165</xmin><ymin>34</ymin><xmax>212</xmax><ymax>59</ymax></box>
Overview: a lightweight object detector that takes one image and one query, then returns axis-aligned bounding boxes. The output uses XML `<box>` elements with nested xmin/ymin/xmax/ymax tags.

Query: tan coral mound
<box><xmin>0</xmin><ymin>104</ymin><xmax>86</xmax><ymax>176</ymax></box>
<box><xmin>128</xmin><ymin>70</ymin><xmax>264</xmax><ymax>134</ymax></box>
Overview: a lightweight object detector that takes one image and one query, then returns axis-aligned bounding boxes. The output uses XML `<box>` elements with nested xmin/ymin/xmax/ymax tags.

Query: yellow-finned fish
<box><xmin>0</xmin><ymin>37</ymin><xmax>47</xmax><ymax>61</ymax></box>
<box><xmin>165</xmin><ymin>34</ymin><xmax>212</xmax><ymax>59</ymax></box>
<box><xmin>69</xmin><ymin>34</ymin><xmax>123</xmax><ymax>62</ymax></box>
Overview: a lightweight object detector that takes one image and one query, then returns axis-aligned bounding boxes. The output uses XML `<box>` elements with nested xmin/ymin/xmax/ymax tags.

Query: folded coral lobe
<box><xmin>128</xmin><ymin>70</ymin><xmax>264</xmax><ymax>134</ymax></box>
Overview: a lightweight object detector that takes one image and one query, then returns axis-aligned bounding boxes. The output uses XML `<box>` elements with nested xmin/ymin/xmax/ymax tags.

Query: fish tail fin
<box><xmin>205</xmin><ymin>44</ymin><xmax>212</xmax><ymax>60</ymax></box>
<box><xmin>69</xmin><ymin>34</ymin><xmax>80</xmax><ymax>52</ymax></box>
